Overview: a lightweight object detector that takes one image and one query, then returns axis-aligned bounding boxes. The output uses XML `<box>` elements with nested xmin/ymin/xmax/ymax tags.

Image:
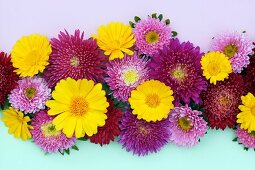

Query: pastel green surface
<box><xmin>0</xmin><ymin>110</ymin><xmax>254</xmax><ymax>170</ymax></box>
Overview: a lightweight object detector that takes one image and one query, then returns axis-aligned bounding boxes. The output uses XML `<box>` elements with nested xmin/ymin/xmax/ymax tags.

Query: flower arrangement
<box><xmin>1</xmin><ymin>13</ymin><xmax>255</xmax><ymax>156</ymax></box>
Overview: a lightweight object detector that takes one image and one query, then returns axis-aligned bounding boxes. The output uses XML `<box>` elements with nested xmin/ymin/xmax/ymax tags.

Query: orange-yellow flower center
<box><xmin>41</xmin><ymin>122</ymin><xmax>60</xmax><ymax>137</ymax></box>
<box><xmin>121</xmin><ymin>68</ymin><xmax>139</xmax><ymax>85</ymax></box>
<box><xmin>70</xmin><ymin>96</ymin><xmax>89</xmax><ymax>116</ymax></box>
<box><xmin>219</xmin><ymin>95</ymin><xmax>228</xmax><ymax>106</ymax></box>
<box><xmin>145</xmin><ymin>94</ymin><xmax>160</xmax><ymax>108</ymax></box>
<box><xmin>223</xmin><ymin>44</ymin><xmax>238</xmax><ymax>58</ymax></box>
<box><xmin>207</xmin><ymin>63</ymin><xmax>221</xmax><ymax>76</ymax></box>
<box><xmin>25</xmin><ymin>48</ymin><xmax>41</xmax><ymax>65</ymax></box>
<box><xmin>178</xmin><ymin>116</ymin><xmax>192</xmax><ymax>131</ymax></box>
<box><xmin>251</xmin><ymin>106</ymin><xmax>255</xmax><ymax>116</ymax></box>
<box><xmin>145</xmin><ymin>31</ymin><xmax>159</xmax><ymax>44</ymax></box>
<box><xmin>24</xmin><ymin>87</ymin><xmax>37</xmax><ymax>99</ymax></box>
<box><xmin>70</xmin><ymin>56</ymin><xmax>79</xmax><ymax>67</ymax></box>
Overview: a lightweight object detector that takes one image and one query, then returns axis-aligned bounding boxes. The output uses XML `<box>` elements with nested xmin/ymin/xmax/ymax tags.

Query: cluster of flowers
<box><xmin>1</xmin><ymin>13</ymin><xmax>255</xmax><ymax>156</ymax></box>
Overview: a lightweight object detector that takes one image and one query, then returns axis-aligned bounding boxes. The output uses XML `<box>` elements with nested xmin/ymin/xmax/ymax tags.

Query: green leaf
<box><xmin>72</xmin><ymin>145</ymin><xmax>79</xmax><ymax>151</ymax></box>
<box><xmin>78</xmin><ymin>137</ymin><xmax>87</xmax><ymax>141</ymax></box>
<box><xmin>59</xmin><ymin>150</ymin><xmax>64</xmax><ymax>155</ymax></box>
<box><xmin>151</xmin><ymin>13</ymin><xmax>157</xmax><ymax>19</ymax></box>
<box><xmin>232</xmin><ymin>137</ymin><xmax>238</xmax><ymax>142</ymax></box>
<box><xmin>129</xmin><ymin>21</ymin><xmax>135</xmax><ymax>28</ymax></box>
<box><xmin>158</xmin><ymin>14</ymin><xmax>163</xmax><ymax>21</ymax></box>
<box><xmin>244</xmin><ymin>147</ymin><xmax>249</xmax><ymax>151</ymax></box>
<box><xmin>134</xmin><ymin>16</ymin><xmax>141</xmax><ymax>22</ymax></box>
<box><xmin>165</xmin><ymin>19</ymin><xmax>170</xmax><ymax>25</ymax></box>
<box><xmin>172</xmin><ymin>31</ymin><xmax>178</xmax><ymax>37</ymax></box>
<box><xmin>64</xmin><ymin>148</ymin><xmax>70</xmax><ymax>155</ymax></box>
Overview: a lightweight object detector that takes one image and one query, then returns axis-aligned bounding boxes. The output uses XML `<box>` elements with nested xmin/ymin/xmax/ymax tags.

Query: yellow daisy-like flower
<box><xmin>2</xmin><ymin>107</ymin><xmax>33</xmax><ymax>140</ymax></box>
<box><xmin>93</xmin><ymin>22</ymin><xmax>135</xmax><ymax>60</ymax></box>
<box><xmin>46</xmin><ymin>77</ymin><xmax>109</xmax><ymax>138</ymax></box>
<box><xmin>11</xmin><ymin>34</ymin><xmax>52</xmax><ymax>77</ymax></box>
<box><xmin>128</xmin><ymin>80</ymin><xmax>174</xmax><ymax>122</ymax></box>
<box><xmin>237</xmin><ymin>92</ymin><xmax>255</xmax><ymax>132</ymax></box>
<box><xmin>201</xmin><ymin>51</ymin><xmax>232</xmax><ymax>85</ymax></box>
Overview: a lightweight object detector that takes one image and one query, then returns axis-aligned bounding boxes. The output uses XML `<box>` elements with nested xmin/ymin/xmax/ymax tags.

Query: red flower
<box><xmin>244</xmin><ymin>55</ymin><xmax>255</xmax><ymax>94</ymax></box>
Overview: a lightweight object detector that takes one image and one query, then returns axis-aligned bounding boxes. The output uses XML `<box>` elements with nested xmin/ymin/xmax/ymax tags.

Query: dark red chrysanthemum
<box><xmin>89</xmin><ymin>100</ymin><xmax>123</xmax><ymax>146</ymax></box>
<box><xmin>244</xmin><ymin>55</ymin><xmax>255</xmax><ymax>94</ymax></box>
<box><xmin>0</xmin><ymin>52</ymin><xmax>18</xmax><ymax>106</ymax></box>
<box><xmin>43</xmin><ymin>30</ymin><xmax>107</xmax><ymax>87</ymax></box>
<box><xmin>202</xmin><ymin>74</ymin><xmax>245</xmax><ymax>130</ymax></box>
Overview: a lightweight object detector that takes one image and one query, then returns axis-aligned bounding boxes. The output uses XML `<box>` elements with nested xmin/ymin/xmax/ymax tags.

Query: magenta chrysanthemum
<box><xmin>133</xmin><ymin>17</ymin><xmax>171</xmax><ymax>56</ymax></box>
<box><xmin>9</xmin><ymin>77</ymin><xmax>51</xmax><ymax>114</ymax></box>
<box><xmin>31</xmin><ymin>110</ymin><xmax>76</xmax><ymax>153</ymax></box>
<box><xmin>106</xmin><ymin>55</ymin><xmax>149</xmax><ymax>101</ymax></box>
<box><xmin>169</xmin><ymin>105</ymin><xmax>207</xmax><ymax>147</ymax></box>
<box><xmin>148</xmin><ymin>38</ymin><xmax>207</xmax><ymax>105</ymax></box>
<box><xmin>119</xmin><ymin>111</ymin><xmax>171</xmax><ymax>156</ymax></box>
<box><xmin>212</xmin><ymin>31</ymin><xmax>254</xmax><ymax>73</ymax></box>
<box><xmin>236</xmin><ymin>126</ymin><xmax>255</xmax><ymax>149</ymax></box>
<box><xmin>43</xmin><ymin>30</ymin><xmax>107</xmax><ymax>87</ymax></box>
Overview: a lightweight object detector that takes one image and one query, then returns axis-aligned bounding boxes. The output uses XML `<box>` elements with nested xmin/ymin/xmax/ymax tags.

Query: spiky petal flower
<box><xmin>119</xmin><ymin>111</ymin><xmax>171</xmax><ymax>156</ymax></box>
<box><xmin>148</xmin><ymin>38</ymin><xmax>207</xmax><ymax>105</ymax></box>
<box><xmin>212</xmin><ymin>31</ymin><xmax>254</xmax><ymax>73</ymax></box>
<box><xmin>106</xmin><ymin>55</ymin><xmax>149</xmax><ymax>101</ymax></box>
<box><xmin>236</xmin><ymin>126</ymin><xmax>255</xmax><ymax>149</ymax></box>
<box><xmin>0</xmin><ymin>52</ymin><xmax>18</xmax><ymax>106</ymax></box>
<box><xmin>133</xmin><ymin>17</ymin><xmax>171</xmax><ymax>56</ymax></box>
<box><xmin>244</xmin><ymin>56</ymin><xmax>255</xmax><ymax>94</ymax></box>
<box><xmin>31</xmin><ymin>110</ymin><xmax>76</xmax><ymax>153</ymax></box>
<box><xmin>43</xmin><ymin>30</ymin><xmax>106</xmax><ymax>87</ymax></box>
<box><xmin>202</xmin><ymin>74</ymin><xmax>244</xmax><ymax>129</ymax></box>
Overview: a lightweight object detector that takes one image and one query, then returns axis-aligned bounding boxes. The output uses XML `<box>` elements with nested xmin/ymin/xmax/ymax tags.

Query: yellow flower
<box><xmin>2</xmin><ymin>107</ymin><xmax>33</xmax><ymax>140</ymax></box>
<box><xmin>237</xmin><ymin>92</ymin><xmax>255</xmax><ymax>132</ymax></box>
<box><xmin>201</xmin><ymin>51</ymin><xmax>232</xmax><ymax>85</ymax></box>
<box><xmin>11</xmin><ymin>34</ymin><xmax>52</xmax><ymax>77</ymax></box>
<box><xmin>46</xmin><ymin>77</ymin><xmax>109</xmax><ymax>138</ymax></box>
<box><xmin>93</xmin><ymin>22</ymin><xmax>135</xmax><ymax>60</ymax></box>
<box><xmin>128</xmin><ymin>80</ymin><xmax>174</xmax><ymax>122</ymax></box>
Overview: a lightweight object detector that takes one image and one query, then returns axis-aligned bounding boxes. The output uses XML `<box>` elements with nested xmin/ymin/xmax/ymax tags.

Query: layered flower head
<box><xmin>148</xmin><ymin>38</ymin><xmax>207</xmax><ymax>104</ymax></box>
<box><xmin>201</xmin><ymin>51</ymin><xmax>232</xmax><ymax>85</ymax></box>
<box><xmin>43</xmin><ymin>30</ymin><xmax>106</xmax><ymax>87</ymax></box>
<box><xmin>11</xmin><ymin>34</ymin><xmax>52</xmax><ymax>77</ymax></box>
<box><xmin>31</xmin><ymin>110</ymin><xmax>76</xmax><ymax>153</ymax></box>
<box><xmin>106</xmin><ymin>55</ymin><xmax>149</xmax><ymax>101</ymax></box>
<box><xmin>2</xmin><ymin>107</ymin><xmax>33</xmax><ymax>140</ymax></box>
<box><xmin>93</xmin><ymin>22</ymin><xmax>135</xmax><ymax>60</ymax></box>
<box><xmin>0</xmin><ymin>52</ymin><xmax>18</xmax><ymax>105</ymax></box>
<box><xmin>9</xmin><ymin>77</ymin><xmax>51</xmax><ymax>114</ymax></box>
<box><xmin>129</xmin><ymin>80</ymin><xmax>174</xmax><ymax>122</ymax></box>
<box><xmin>212</xmin><ymin>31</ymin><xmax>254</xmax><ymax>73</ymax></box>
<box><xmin>202</xmin><ymin>74</ymin><xmax>244</xmax><ymax>129</ymax></box>
<box><xmin>244</xmin><ymin>56</ymin><xmax>255</xmax><ymax>95</ymax></box>
<box><xmin>46</xmin><ymin>77</ymin><xmax>109</xmax><ymax>138</ymax></box>
<box><xmin>119</xmin><ymin>111</ymin><xmax>171</xmax><ymax>156</ymax></box>
<box><xmin>236</xmin><ymin>126</ymin><xmax>255</xmax><ymax>149</ymax></box>
<box><xmin>237</xmin><ymin>92</ymin><xmax>255</xmax><ymax>133</ymax></box>
<box><xmin>169</xmin><ymin>105</ymin><xmax>207</xmax><ymax>147</ymax></box>
<box><xmin>133</xmin><ymin>17</ymin><xmax>171</xmax><ymax>56</ymax></box>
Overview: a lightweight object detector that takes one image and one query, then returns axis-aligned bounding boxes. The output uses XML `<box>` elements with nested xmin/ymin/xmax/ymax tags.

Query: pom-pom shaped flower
<box><xmin>237</xmin><ymin>92</ymin><xmax>255</xmax><ymax>133</ymax></box>
<box><xmin>31</xmin><ymin>110</ymin><xmax>76</xmax><ymax>153</ymax></box>
<box><xmin>201</xmin><ymin>51</ymin><xmax>232</xmax><ymax>85</ymax></box>
<box><xmin>169</xmin><ymin>105</ymin><xmax>207</xmax><ymax>147</ymax></box>
<box><xmin>2</xmin><ymin>107</ymin><xmax>33</xmax><ymax>140</ymax></box>
<box><xmin>119</xmin><ymin>111</ymin><xmax>171</xmax><ymax>156</ymax></box>
<box><xmin>89</xmin><ymin>100</ymin><xmax>123</xmax><ymax>146</ymax></box>
<box><xmin>106</xmin><ymin>55</ymin><xmax>149</xmax><ymax>102</ymax></box>
<box><xmin>129</xmin><ymin>80</ymin><xmax>174</xmax><ymax>122</ymax></box>
<box><xmin>46</xmin><ymin>77</ymin><xmax>109</xmax><ymax>138</ymax></box>
<box><xmin>93</xmin><ymin>22</ymin><xmax>135</xmax><ymax>60</ymax></box>
<box><xmin>236</xmin><ymin>126</ymin><xmax>255</xmax><ymax>149</ymax></box>
<box><xmin>212</xmin><ymin>31</ymin><xmax>254</xmax><ymax>73</ymax></box>
<box><xmin>9</xmin><ymin>77</ymin><xmax>51</xmax><ymax>114</ymax></box>
<box><xmin>43</xmin><ymin>30</ymin><xmax>106</xmax><ymax>88</ymax></box>
<box><xmin>11</xmin><ymin>34</ymin><xmax>52</xmax><ymax>77</ymax></box>
<box><xmin>133</xmin><ymin>17</ymin><xmax>171</xmax><ymax>56</ymax></box>
<box><xmin>148</xmin><ymin>38</ymin><xmax>207</xmax><ymax>104</ymax></box>
<box><xmin>0</xmin><ymin>52</ymin><xmax>18</xmax><ymax>106</ymax></box>
<box><xmin>202</xmin><ymin>74</ymin><xmax>244</xmax><ymax>129</ymax></box>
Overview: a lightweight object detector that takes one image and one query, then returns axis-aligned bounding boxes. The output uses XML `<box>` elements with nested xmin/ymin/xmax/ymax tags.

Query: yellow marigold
<box><xmin>2</xmin><ymin>107</ymin><xmax>33</xmax><ymax>140</ymax></box>
<box><xmin>237</xmin><ymin>92</ymin><xmax>255</xmax><ymax>132</ymax></box>
<box><xmin>11</xmin><ymin>34</ymin><xmax>52</xmax><ymax>77</ymax></box>
<box><xmin>128</xmin><ymin>80</ymin><xmax>174</xmax><ymax>122</ymax></box>
<box><xmin>93</xmin><ymin>22</ymin><xmax>135</xmax><ymax>60</ymax></box>
<box><xmin>46</xmin><ymin>77</ymin><xmax>109</xmax><ymax>138</ymax></box>
<box><xmin>201</xmin><ymin>51</ymin><xmax>232</xmax><ymax>85</ymax></box>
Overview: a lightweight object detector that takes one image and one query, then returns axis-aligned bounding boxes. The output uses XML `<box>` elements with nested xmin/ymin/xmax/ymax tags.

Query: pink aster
<box><xmin>106</xmin><ymin>55</ymin><xmax>149</xmax><ymax>101</ymax></box>
<box><xmin>31</xmin><ymin>110</ymin><xmax>76</xmax><ymax>153</ymax></box>
<box><xmin>236</xmin><ymin>126</ymin><xmax>255</xmax><ymax>149</ymax></box>
<box><xmin>212</xmin><ymin>31</ymin><xmax>254</xmax><ymax>73</ymax></box>
<box><xmin>133</xmin><ymin>17</ymin><xmax>171</xmax><ymax>56</ymax></box>
<box><xmin>169</xmin><ymin>105</ymin><xmax>207</xmax><ymax>147</ymax></box>
<box><xmin>9</xmin><ymin>77</ymin><xmax>51</xmax><ymax>114</ymax></box>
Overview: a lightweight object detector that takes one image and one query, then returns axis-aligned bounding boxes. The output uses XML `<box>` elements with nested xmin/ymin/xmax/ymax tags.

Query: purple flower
<box><xmin>236</xmin><ymin>126</ymin><xmax>255</xmax><ymax>149</ymax></box>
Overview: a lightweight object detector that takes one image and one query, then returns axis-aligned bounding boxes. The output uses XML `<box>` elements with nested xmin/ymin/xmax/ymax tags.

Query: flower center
<box><xmin>138</xmin><ymin>126</ymin><xmax>149</xmax><ymax>135</ymax></box>
<box><xmin>26</xmin><ymin>49</ymin><xmax>40</xmax><ymax>65</ymax></box>
<box><xmin>219</xmin><ymin>95</ymin><xmax>228</xmax><ymax>106</ymax></box>
<box><xmin>251</xmin><ymin>106</ymin><xmax>255</xmax><ymax>116</ymax></box>
<box><xmin>145</xmin><ymin>31</ymin><xmax>159</xmax><ymax>44</ymax></box>
<box><xmin>41</xmin><ymin>122</ymin><xmax>60</xmax><ymax>137</ymax></box>
<box><xmin>70</xmin><ymin>56</ymin><xmax>79</xmax><ymax>67</ymax></box>
<box><xmin>207</xmin><ymin>63</ymin><xmax>221</xmax><ymax>76</ymax></box>
<box><xmin>145</xmin><ymin>94</ymin><xmax>160</xmax><ymax>108</ymax></box>
<box><xmin>70</xmin><ymin>96</ymin><xmax>89</xmax><ymax>116</ymax></box>
<box><xmin>223</xmin><ymin>44</ymin><xmax>238</xmax><ymax>58</ymax></box>
<box><xmin>171</xmin><ymin>66</ymin><xmax>186</xmax><ymax>81</ymax></box>
<box><xmin>178</xmin><ymin>116</ymin><xmax>192</xmax><ymax>131</ymax></box>
<box><xmin>121</xmin><ymin>68</ymin><xmax>139</xmax><ymax>85</ymax></box>
<box><xmin>24</xmin><ymin>87</ymin><xmax>37</xmax><ymax>99</ymax></box>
